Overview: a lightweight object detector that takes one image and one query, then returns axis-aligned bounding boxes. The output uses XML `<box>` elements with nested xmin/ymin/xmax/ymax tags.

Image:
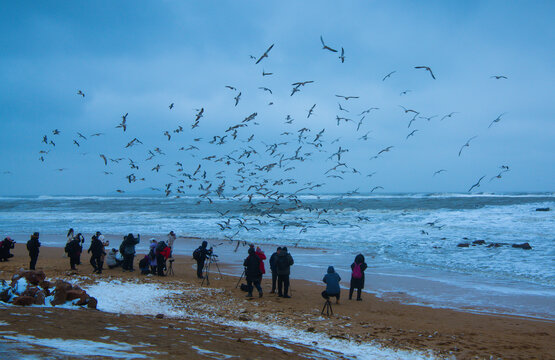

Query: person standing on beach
<box><xmin>88</xmin><ymin>234</ymin><xmax>105</xmax><ymax>274</ymax></box>
<box><xmin>148</xmin><ymin>239</ymin><xmax>158</xmax><ymax>274</ymax></box>
<box><xmin>120</xmin><ymin>233</ymin><xmax>140</xmax><ymax>271</ymax></box>
<box><xmin>193</xmin><ymin>240</ymin><xmax>211</xmax><ymax>279</ymax></box>
<box><xmin>243</xmin><ymin>247</ymin><xmax>263</xmax><ymax>298</ymax></box>
<box><xmin>276</xmin><ymin>246</ymin><xmax>294</xmax><ymax>298</ymax></box>
<box><xmin>269</xmin><ymin>247</ymin><xmax>281</xmax><ymax>293</ymax></box>
<box><xmin>322</xmin><ymin>266</ymin><xmax>341</xmax><ymax>304</ymax></box>
<box><xmin>156</xmin><ymin>241</ymin><xmax>171</xmax><ymax>276</ymax></box>
<box><xmin>26</xmin><ymin>232</ymin><xmax>41</xmax><ymax>270</ymax></box>
<box><xmin>65</xmin><ymin>235</ymin><xmax>82</xmax><ymax>270</ymax></box>
<box><xmin>255</xmin><ymin>246</ymin><xmax>266</xmax><ymax>277</ymax></box>
<box><xmin>349</xmin><ymin>253</ymin><xmax>368</xmax><ymax>301</ymax></box>
<box><xmin>66</xmin><ymin>228</ymin><xmax>74</xmax><ymax>244</ymax></box>
<box><xmin>167</xmin><ymin>231</ymin><xmax>176</xmax><ymax>255</ymax></box>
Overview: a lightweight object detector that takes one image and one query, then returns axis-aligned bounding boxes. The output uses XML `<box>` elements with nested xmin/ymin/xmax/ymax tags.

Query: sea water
<box><xmin>1</xmin><ymin>193</ymin><xmax>553</xmax><ymax>318</ymax></box>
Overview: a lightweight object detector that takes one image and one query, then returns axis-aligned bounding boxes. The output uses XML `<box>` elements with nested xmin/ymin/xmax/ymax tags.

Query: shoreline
<box><xmin>1</xmin><ymin>244</ymin><xmax>554</xmax><ymax>359</ymax></box>
<box><xmin>8</xmin><ymin>231</ymin><xmax>555</xmax><ymax>321</ymax></box>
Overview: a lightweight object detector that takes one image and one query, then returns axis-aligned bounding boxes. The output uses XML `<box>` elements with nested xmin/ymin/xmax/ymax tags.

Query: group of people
<box><xmin>321</xmin><ymin>253</ymin><xmax>368</xmax><ymax>303</ymax></box>
<box><xmin>138</xmin><ymin>235</ymin><xmax>173</xmax><ymax>276</ymax></box>
<box><xmin>0</xmin><ymin>236</ymin><xmax>15</xmax><ymax>262</ymax></box>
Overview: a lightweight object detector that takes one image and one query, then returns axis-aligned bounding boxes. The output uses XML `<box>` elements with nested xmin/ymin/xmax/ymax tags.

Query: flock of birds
<box><xmin>29</xmin><ymin>37</ymin><xmax>513</xmax><ymax>241</ymax></box>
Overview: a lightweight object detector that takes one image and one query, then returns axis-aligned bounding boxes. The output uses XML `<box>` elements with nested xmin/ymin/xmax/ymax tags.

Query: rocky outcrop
<box><xmin>457</xmin><ymin>243</ymin><xmax>470</xmax><ymax>248</ymax></box>
<box><xmin>472</xmin><ymin>240</ymin><xmax>486</xmax><ymax>245</ymax></box>
<box><xmin>0</xmin><ymin>270</ymin><xmax>97</xmax><ymax>309</ymax></box>
<box><xmin>512</xmin><ymin>242</ymin><xmax>532</xmax><ymax>250</ymax></box>
<box><xmin>535</xmin><ymin>207</ymin><xmax>550</xmax><ymax>212</ymax></box>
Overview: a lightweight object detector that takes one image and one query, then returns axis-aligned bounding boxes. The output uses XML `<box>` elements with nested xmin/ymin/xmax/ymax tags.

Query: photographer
<box><xmin>243</xmin><ymin>247</ymin><xmax>263</xmax><ymax>298</ymax></box>
<box><xmin>0</xmin><ymin>236</ymin><xmax>15</xmax><ymax>262</ymax></box>
<box><xmin>276</xmin><ymin>246</ymin><xmax>294</xmax><ymax>298</ymax></box>
<box><xmin>64</xmin><ymin>235</ymin><xmax>82</xmax><ymax>270</ymax></box>
<box><xmin>155</xmin><ymin>240</ymin><xmax>171</xmax><ymax>276</ymax></box>
<box><xmin>106</xmin><ymin>248</ymin><xmax>123</xmax><ymax>269</ymax></box>
<box><xmin>88</xmin><ymin>234</ymin><xmax>105</xmax><ymax>274</ymax></box>
<box><xmin>193</xmin><ymin>240</ymin><xmax>212</xmax><ymax>279</ymax></box>
<box><xmin>120</xmin><ymin>233</ymin><xmax>140</xmax><ymax>271</ymax></box>
<box><xmin>26</xmin><ymin>232</ymin><xmax>41</xmax><ymax>270</ymax></box>
<box><xmin>322</xmin><ymin>266</ymin><xmax>341</xmax><ymax>304</ymax></box>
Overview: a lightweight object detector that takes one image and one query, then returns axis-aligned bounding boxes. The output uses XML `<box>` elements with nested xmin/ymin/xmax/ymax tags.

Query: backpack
<box><xmin>352</xmin><ymin>263</ymin><xmax>363</xmax><ymax>279</ymax></box>
<box><xmin>192</xmin><ymin>247</ymin><xmax>202</xmax><ymax>261</ymax></box>
<box><xmin>276</xmin><ymin>255</ymin><xmax>288</xmax><ymax>271</ymax></box>
<box><xmin>156</xmin><ymin>241</ymin><xmax>167</xmax><ymax>253</ymax></box>
<box><xmin>64</xmin><ymin>242</ymin><xmax>71</xmax><ymax>254</ymax></box>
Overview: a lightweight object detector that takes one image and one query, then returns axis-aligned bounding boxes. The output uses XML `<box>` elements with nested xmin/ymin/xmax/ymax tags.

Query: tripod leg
<box><xmin>235</xmin><ymin>270</ymin><xmax>245</xmax><ymax>288</ymax></box>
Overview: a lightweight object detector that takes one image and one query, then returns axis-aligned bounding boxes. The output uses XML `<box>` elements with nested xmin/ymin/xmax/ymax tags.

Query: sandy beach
<box><xmin>1</xmin><ymin>241</ymin><xmax>554</xmax><ymax>359</ymax></box>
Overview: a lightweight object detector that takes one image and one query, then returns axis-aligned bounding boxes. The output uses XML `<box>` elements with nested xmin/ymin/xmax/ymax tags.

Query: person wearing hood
<box><xmin>120</xmin><ymin>233</ymin><xmax>140</xmax><ymax>271</ymax></box>
<box><xmin>88</xmin><ymin>234</ymin><xmax>105</xmax><ymax>274</ymax></box>
<box><xmin>349</xmin><ymin>253</ymin><xmax>368</xmax><ymax>301</ymax></box>
<box><xmin>64</xmin><ymin>235</ymin><xmax>82</xmax><ymax>270</ymax></box>
<box><xmin>167</xmin><ymin>231</ymin><xmax>176</xmax><ymax>255</ymax></box>
<box><xmin>138</xmin><ymin>255</ymin><xmax>150</xmax><ymax>275</ymax></box>
<box><xmin>243</xmin><ymin>247</ymin><xmax>263</xmax><ymax>298</ymax></box>
<box><xmin>276</xmin><ymin>246</ymin><xmax>294</xmax><ymax>298</ymax></box>
<box><xmin>194</xmin><ymin>240</ymin><xmax>211</xmax><ymax>279</ymax></box>
<box><xmin>0</xmin><ymin>236</ymin><xmax>15</xmax><ymax>262</ymax></box>
<box><xmin>322</xmin><ymin>266</ymin><xmax>341</xmax><ymax>304</ymax></box>
<box><xmin>269</xmin><ymin>247</ymin><xmax>281</xmax><ymax>293</ymax></box>
<box><xmin>148</xmin><ymin>239</ymin><xmax>158</xmax><ymax>274</ymax></box>
<box><xmin>155</xmin><ymin>241</ymin><xmax>171</xmax><ymax>276</ymax></box>
<box><xmin>106</xmin><ymin>248</ymin><xmax>123</xmax><ymax>269</ymax></box>
<box><xmin>26</xmin><ymin>232</ymin><xmax>41</xmax><ymax>270</ymax></box>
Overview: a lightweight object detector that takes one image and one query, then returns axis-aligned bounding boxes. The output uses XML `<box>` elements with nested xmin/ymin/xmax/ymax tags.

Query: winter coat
<box><xmin>350</xmin><ymin>254</ymin><xmax>368</xmax><ymax>289</ymax></box>
<box><xmin>167</xmin><ymin>233</ymin><xmax>176</xmax><ymax>248</ymax></box>
<box><xmin>138</xmin><ymin>256</ymin><xmax>150</xmax><ymax>271</ymax></box>
<box><xmin>106</xmin><ymin>250</ymin><xmax>121</xmax><ymax>267</ymax></box>
<box><xmin>26</xmin><ymin>237</ymin><xmax>41</xmax><ymax>255</ymax></box>
<box><xmin>197</xmin><ymin>241</ymin><xmax>211</xmax><ymax>262</ymax></box>
<box><xmin>243</xmin><ymin>250</ymin><xmax>262</xmax><ymax>281</ymax></box>
<box><xmin>88</xmin><ymin>237</ymin><xmax>105</xmax><ymax>257</ymax></box>
<box><xmin>120</xmin><ymin>234</ymin><xmax>140</xmax><ymax>256</ymax></box>
<box><xmin>323</xmin><ymin>266</ymin><xmax>341</xmax><ymax>295</ymax></box>
<box><xmin>65</xmin><ymin>238</ymin><xmax>82</xmax><ymax>257</ymax></box>
<box><xmin>148</xmin><ymin>242</ymin><xmax>158</xmax><ymax>266</ymax></box>
<box><xmin>255</xmin><ymin>248</ymin><xmax>266</xmax><ymax>274</ymax></box>
<box><xmin>276</xmin><ymin>251</ymin><xmax>294</xmax><ymax>275</ymax></box>
<box><xmin>158</xmin><ymin>246</ymin><xmax>171</xmax><ymax>260</ymax></box>
<box><xmin>269</xmin><ymin>252</ymin><xmax>279</xmax><ymax>273</ymax></box>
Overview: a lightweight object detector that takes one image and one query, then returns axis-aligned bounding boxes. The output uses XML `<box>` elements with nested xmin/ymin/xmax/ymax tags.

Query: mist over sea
<box><xmin>1</xmin><ymin>192</ymin><xmax>554</xmax><ymax>318</ymax></box>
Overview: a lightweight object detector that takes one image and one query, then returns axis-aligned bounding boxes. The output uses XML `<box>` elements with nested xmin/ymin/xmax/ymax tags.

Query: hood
<box><xmin>150</xmin><ymin>242</ymin><xmax>157</xmax><ymax>249</ymax></box>
<box><xmin>201</xmin><ymin>240</ymin><xmax>208</xmax><ymax>248</ymax></box>
<box><xmin>327</xmin><ymin>266</ymin><xmax>335</xmax><ymax>274</ymax></box>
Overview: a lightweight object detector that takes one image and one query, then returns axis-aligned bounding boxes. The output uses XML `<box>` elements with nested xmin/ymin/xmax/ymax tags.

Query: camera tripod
<box><xmin>165</xmin><ymin>258</ymin><xmax>175</xmax><ymax>276</ymax></box>
<box><xmin>321</xmin><ymin>299</ymin><xmax>333</xmax><ymax>316</ymax></box>
<box><xmin>201</xmin><ymin>254</ymin><xmax>222</xmax><ymax>286</ymax></box>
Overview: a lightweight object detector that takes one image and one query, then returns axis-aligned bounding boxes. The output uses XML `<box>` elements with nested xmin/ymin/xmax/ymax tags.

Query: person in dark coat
<box><xmin>138</xmin><ymin>255</ymin><xmax>150</xmax><ymax>275</ymax></box>
<box><xmin>243</xmin><ymin>247</ymin><xmax>263</xmax><ymax>298</ymax></box>
<box><xmin>276</xmin><ymin>246</ymin><xmax>294</xmax><ymax>298</ymax></box>
<box><xmin>88</xmin><ymin>234</ymin><xmax>105</xmax><ymax>274</ymax></box>
<box><xmin>349</xmin><ymin>253</ymin><xmax>368</xmax><ymax>301</ymax></box>
<box><xmin>0</xmin><ymin>237</ymin><xmax>15</xmax><ymax>262</ymax></box>
<box><xmin>156</xmin><ymin>241</ymin><xmax>171</xmax><ymax>276</ymax></box>
<box><xmin>26</xmin><ymin>232</ymin><xmax>41</xmax><ymax>270</ymax></box>
<box><xmin>322</xmin><ymin>266</ymin><xmax>341</xmax><ymax>304</ymax></box>
<box><xmin>269</xmin><ymin>247</ymin><xmax>281</xmax><ymax>293</ymax></box>
<box><xmin>120</xmin><ymin>233</ymin><xmax>140</xmax><ymax>271</ymax></box>
<box><xmin>195</xmin><ymin>240</ymin><xmax>212</xmax><ymax>279</ymax></box>
<box><xmin>65</xmin><ymin>235</ymin><xmax>83</xmax><ymax>270</ymax></box>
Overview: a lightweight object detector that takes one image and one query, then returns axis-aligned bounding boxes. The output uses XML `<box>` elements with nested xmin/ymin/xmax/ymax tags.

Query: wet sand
<box><xmin>1</xmin><ymin>243</ymin><xmax>554</xmax><ymax>359</ymax></box>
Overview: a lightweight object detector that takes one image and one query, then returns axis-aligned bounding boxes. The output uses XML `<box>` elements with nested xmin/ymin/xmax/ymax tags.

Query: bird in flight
<box><xmin>433</xmin><ymin>169</ymin><xmax>447</xmax><ymax>176</ymax></box>
<box><xmin>458</xmin><ymin>136</ymin><xmax>477</xmax><ymax>156</ymax></box>
<box><xmin>116</xmin><ymin>113</ymin><xmax>128</xmax><ymax>132</ymax></box>
<box><xmin>320</xmin><ymin>36</ymin><xmax>337</xmax><ymax>52</ymax></box>
<box><xmin>406</xmin><ymin>129</ymin><xmax>418</xmax><ymax>139</ymax></box>
<box><xmin>73</xmin><ymin>140</ymin><xmax>80</xmax><ymax>147</ymax></box>
<box><xmin>338</xmin><ymin>103</ymin><xmax>349</xmax><ymax>112</ymax></box>
<box><xmin>99</xmin><ymin>154</ymin><xmax>107</xmax><ymax>166</ymax></box>
<box><xmin>400</xmin><ymin>90</ymin><xmax>411</xmax><ymax>96</ymax></box>
<box><xmin>399</xmin><ymin>105</ymin><xmax>418</xmax><ymax>114</ymax></box>
<box><xmin>255</xmin><ymin>44</ymin><xmax>274</xmax><ymax>64</ymax></box>
<box><xmin>415</xmin><ymin>66</ymin><xmax>436</xmax><ymax>79</ymax></box>
<box><xmin>262</xmin><ymin>70</ymin><xmax>273</xmax><ymax>76</ymax></box>
<box><xmin>77</xmin><ymin>90</ymin><xmax>85</xmax><ymax>97</ymax></box>
<box><xmin>234</xmin><ymin>92</ymin><xmax>241</xmax><ymax>106</ymax></box>
<box><xmin>339</xmin><ymin>47</ymin><xmax>345</xmax><ymax>63</ymax></box>
<box><xmin>225</xmin><ymin>85</ymin><xmax>236</xmax><ymax>91</ymax></box>
<box><xmin>490</xmin><ymin>75</ymin><xmax>508</xmax><ymax>79</ymax></box>
<box><xmin>378</xmin><ymin>146</ymin><xmax>394</xmax><ymax>155</ymax></box>
<box><xmin>468</xmin><ymin>175</ymin><xmax>485</xmax><ymax>192</ymax></box>
<box><xmin>169</xmin><ymin>103</ymin><xmax>174</xmax><ymax>110</ymax></box>
<box><xmin>76</xmin><ymin>132</ymin><xmax>87</xmax><ymax>140</ymax></box>
<box><xmin>259</xmin><ymin>87</ymin><xmax>272</xmax><ymax>94</ymax></box>
<box><xmin>90</xmin><ymin>133</ymin><xmax>104</xmax><ymax>137</ymax></box>
<box><xmin>335</xmin><ymin>95</ymin><xmax>359</xmax><ymax>101</ymax></box>
<box><xmin>441</xmin><ymin>112</ymin><xmax>458</xmax><ymax>121</ymax></box>
<box><xmin>382</xmin><ymin>71</ymin><xmax>396</xmax><ymax>81</ymax></box>
<box><xmin>371</xmin><ymin>186</ymin><xmax>384</xmax><ymax>193</ymax></box>
<box><xmin>488</xmin><ymin>113</ymin><xmax>506</xmax><ymax>129</ymax></box>
<box><xmin>307</xmin><ymin>104</ymin><xmax>316</xmax><ymax>118</ymax></box>
<box><xmin>52</xmin><ymin>129</ymin><xmax>60</xmax><ymax>135</ymax></box>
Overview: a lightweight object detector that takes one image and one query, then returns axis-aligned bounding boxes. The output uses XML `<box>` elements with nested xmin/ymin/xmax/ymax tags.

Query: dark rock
<box><xmin>34</xmin><ymin>290</ymin><xmax>46</xmax><ymax>305</ymax></box>
<box><xmin>75</xmin><ymin>294</ymin><xmax>89</xmax><ymax>306</ymax></box>
<box><xmin>238</xmin><ymin>314</ymin><xmax>250</xmax><ymax>321</ymax></box>
<box><xmin>155</xmin><ymin>313</ymin><xmax>165</xmax><ymax>319</ymax></box>
<box><xmin>51</xmin><ymin>287</ymin><xmax>68</xmax><ymax>306</ymax></box>
<box><xmin>12</xmin><ymin>296</ymin><xmax>35</xmax><ymax>306</ymax></box>
<box><xmin>87</xmin><ymin>297</ymin><xmax>98</xmax><ymax>309</ymax></box>
<box><xmin>472</xmin><ymin>240</ymin><xmax>486</xmax><ymax>245</ymax></box>
<box><xmin>0</xmin><ymin>287</ymin><xmax>11</xmax><ymax>303</ymax></box>
<box><xmin>535</xmin><ymin>207</ymin><xmax>550</xmax><ymax>212</ymax></box>
<box><xmin>12</xmin><ymin>270</ymin><xmax>46</xmax><ymax>286</ymax></box>
<box><xmin>457</xmin><ymin>243</ymin><xmax>470</xmax><ymax>248</ymax></box>
<box><xmin>66</xmin><ymin>289</ymin><xmax>86</xmax><ymax>301</ymax></box>
<box><xmin>486</xmin><ymin>242</ymin><xmax>507</xmax><ymax>248</ymax></box>
<box><xmin>22</xmin><ymin>287</ymin><xmax>39</xmax><ymax>298</ymax></box>
<box><xmin>512</xmin><ymin>242</ymin><xmax>532</xmax><ymax>250</ymax></box>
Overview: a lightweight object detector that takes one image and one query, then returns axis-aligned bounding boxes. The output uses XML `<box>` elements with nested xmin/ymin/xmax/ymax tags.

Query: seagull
<box><xmin>415</xmin><ymin>66</ymin><xmax>436</xmax><ymax>79</ymax></box>
<box><xmin>42</xmin><ymin>135</ymin><xmax>48</xmax><ymax>144</ymax></box>
<box><xmin>77</xmin><ymin>90</ymin><xmax>85</xmax><ymax>97</ymax></box>
<box><xmin>488</xmin><ymin>113</ymin><xmax>506</xmax><ymax>129</ymax></box>
<box><xmin>90</xmin><ymin>133</ymin><xmax>104</xmax><ymax>137</ymax></box>
<box><xmin>320</xmin><ymin>36</ymin><xmax>337</xmax><ymax>52</ymax></box>
<box><xmin>52</xmin><ymin>129</ymin><xmax>60</xmax><ymax>135</ymax></box>
<box><xmin>234</xmin><ymin>92</ymin><xmax>241</xmax><ymax>106</ymax></box>
<box><xmin>468</xmin><ymin>175</ymin><xmax>485</xmax><ymax>192</ymax></box>
<box><xmin>419</xmin><ymin>115</ymin><xmax>438</xmax><ymax>121</ymax></box>
<box><xmin>73</xmin><ymin>140</ymin><xmax>80</xmax><ymax>147</ymax></box>
<box><xmin>400</xmin><ymin>90</ymin><xmax>411</xmax><ymax>96</ymax></box>
<box><xmin>433</xmin><ymin>169</ymin><xmax>447</xmax><ymax>176</ymax></box>
<box><xmin>163</xmin><ymin>131</ymin><xmax>171</xmax><ymax>141</ymax></box>
<box><xmin>99</xmin><ymin>154</ymin><xmax>107</xmax><ymax>165</ymax></box>
<box><xmin>371</xmin><ymin>186</ymin><xmax>383</xmax><ymax>193</ymax></box>
<box><xmin>335</xmin><ymin>95</ymin><xmax>359</xmax><ymax>101</ymax></box>
<box><xmin>378</xmin><ymin>146</ymin><xmax>394</xmax><ymax>155</ymax></box>
<box><xmin>399</xmin><ymin>105</ymin><xmax>419</xmax><ymax>114</ymax></box>
<box><xmin>259</xmin><ymin>87</ymin><xmax>272</xmax><ymax>94</ymax></box>
<box><xmin>358</xmin><ymin>108</ymin><xmax>379</xmax><ymax>115</ymax></box>
<box><xmin>225</xmin><ymin>85</ymin><xmax>236</xmax><ymax>91</ymax></box>
<box><xmin>77</xmin><ymin>132</ymin><xmax>87</xmax><ymax>140</ymax></box>
<box><xmin>262</xmin><ymin>70</ymin><xmax>273</xmax><ymax>76</ymax></box>
<box><xmin>338</xmin><ymin>103</ymin><xmax>349</xmax><ymax>112</ymax></box>
<box><xmin>490</xmin><ymin>75</ymin><xmax>508</xmax><ymax>79</ymax></box>
<box><xmin>441</xmin><ymin>112</ymin><xmax>458</xmax><ymax>121</ymax></box>
<box><xmin>356</xmin><ymin>116</ymin><xmax>365</xmax><ymax>131</ymax></box>
<box><xmin>406</xmin><ymin>129</ymin><xmax>418</xmax><ymax>139</ymax></box>
<box><xmin>458</xmin><ymin>136</ymin><xmax>478</xmax><ymax>156</ymax></box>
<box><xmin>169</xmin><ymin>103</ymin><xmax>174</xmax><ymax>110</ymax></box>
<box><xmin>489</xmin><ymin>172</ymin><xmax>504</xmax><ymax>182</ymax></box>
<box><xmin>255</xmin><ymin>43</ymin><xmax>274</xmax><ymax>64</ymax></box>
<box><xmin>382</xmin><ymin>71</ymin><xmax>396</xmax><ymax>81</ymax></box>
<box><xmin>339</xmin><ymin>47</ymin><xmax>345</xmax><ymax>63</ymax></box>
<box><xmin>307</xmin><ymin>104</ymin><xmax>316</xmax><ymax>118</ymax></box>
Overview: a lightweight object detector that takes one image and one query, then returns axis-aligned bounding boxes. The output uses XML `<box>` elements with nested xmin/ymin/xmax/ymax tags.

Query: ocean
<box><xmin>1</xmin><ymin>193</ymin><xmax>554</xmax><ymax>318</ymax></box>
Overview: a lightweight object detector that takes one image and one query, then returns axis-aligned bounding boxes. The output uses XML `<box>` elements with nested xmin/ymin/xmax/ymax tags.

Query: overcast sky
<box><xmin>0</xmin><ymin>1</ymin><xmax>553</xmax><ymax>196</ymax></box>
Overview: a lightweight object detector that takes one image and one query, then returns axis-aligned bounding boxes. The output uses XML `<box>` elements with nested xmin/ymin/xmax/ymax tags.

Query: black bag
<box><xmin>64</xmin><ymin>242</ymin><xmax>71</xmax><ymax>254</ymax></box>
<box><xmin>240</xmin><ymin>284</ymin><xmax>249</xmax><ymax>292</ymax></box>
<box><xmin>156</xmin><ymin>241</ymin><xmax>167</xmax><ymax>253</ymax></box>
<box><xmin>193</xmin><ymin>247</ymin><xmax>202</xmax><ymax>261</ymax></box>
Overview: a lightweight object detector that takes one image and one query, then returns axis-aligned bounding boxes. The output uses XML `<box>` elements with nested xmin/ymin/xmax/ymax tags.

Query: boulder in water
<box><xmin>472</xmin><ymin>240</ymin><xmax>486</xmax><ymax>245</ymax></box>
<box><xmin>457</xmin><ymin>243</ymin><xmax>470</xmax><ymax>248</ymax></box>
<box><xmin>487</xmin><ymin>242</ymin><xmax>507</xmax><ymax>248</ymax></box>
<box><xmin>535</xmin><ymin>207</ymin><xmax>550</xmax><ymax>212</ymax></box>
<box><xmin>512</xmin><ymin>242</ymin><xmax>532</xmax><ymax>250</ymax></box>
